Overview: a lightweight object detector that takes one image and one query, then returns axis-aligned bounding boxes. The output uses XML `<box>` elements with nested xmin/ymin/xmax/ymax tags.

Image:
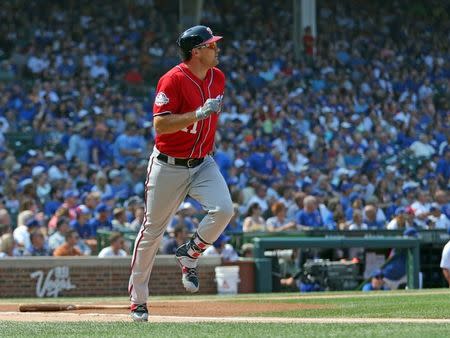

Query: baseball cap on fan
<box><xmin>177</xmin><ymin>25</ymin><xmax>222</xmax><ymax>53</ymax></box>
<box><xmin>76</xmin><ymin>204</ymin><xmax>91</xmax><ymax>216</ymax></box>
<box><xmin>370</xmin><ymin>269</ymin><xmax>384</xmax><ymax>279</ymax></box>
<box><xmin>213</xmin><ymin>233</ymin><xmax>231</xmax><ymax>249</ymax></box>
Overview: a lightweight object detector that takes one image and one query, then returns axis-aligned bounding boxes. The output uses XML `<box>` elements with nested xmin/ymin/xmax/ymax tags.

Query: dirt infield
<box><xmin>1</xmin><ymin>298</ymin><xmax>450</xmax><ymax>324</ymax></box>
<box><xmin>0</xmin><ymin>300</ymin><xmax>330</xmax><ymax>322</ymax></box>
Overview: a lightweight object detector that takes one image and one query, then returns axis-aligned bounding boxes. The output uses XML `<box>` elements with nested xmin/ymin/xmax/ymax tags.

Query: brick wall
<box><xmin>0</xmin><ymin>256</ymin><xmax>255</xmax><ymax>298</ymax></box>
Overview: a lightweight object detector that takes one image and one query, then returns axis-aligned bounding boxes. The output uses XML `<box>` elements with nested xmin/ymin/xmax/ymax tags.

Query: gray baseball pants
<box><xmin>129</xmin><ymin>149</ymin><xmax>233</xmax><ymax>304</ymax></box>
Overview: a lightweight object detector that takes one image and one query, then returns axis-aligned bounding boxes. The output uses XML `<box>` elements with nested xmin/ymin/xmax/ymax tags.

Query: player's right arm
<box><xmin>154</xmin><ymin>112</ymin><xmax>198</xmax><ymax>135</ymax></box>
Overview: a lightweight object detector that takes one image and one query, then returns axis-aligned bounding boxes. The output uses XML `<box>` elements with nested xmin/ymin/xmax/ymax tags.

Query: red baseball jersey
<box><xmin>153</xmin><ymin>62</ymin><xmax>225</xmax><ymax>158</ymax></box>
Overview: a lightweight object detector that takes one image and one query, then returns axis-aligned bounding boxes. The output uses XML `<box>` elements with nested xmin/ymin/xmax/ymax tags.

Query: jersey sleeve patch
<box><xmin>155</xmin><ymin>92</ymin><xmax>170</xmax><ymax>106</ymax></box>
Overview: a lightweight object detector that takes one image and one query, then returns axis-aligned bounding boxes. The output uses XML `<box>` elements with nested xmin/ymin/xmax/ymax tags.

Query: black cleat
<box><xmin>130</xmin><ymin>303</ymin><xmax>148</xmax><ymax>322</ymax></box>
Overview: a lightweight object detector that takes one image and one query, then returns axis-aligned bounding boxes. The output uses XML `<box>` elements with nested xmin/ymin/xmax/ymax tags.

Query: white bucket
<box><xmin>215</xmin><ymin>266</ymin><xmax>240</xmax><ymax>295</ymax></box>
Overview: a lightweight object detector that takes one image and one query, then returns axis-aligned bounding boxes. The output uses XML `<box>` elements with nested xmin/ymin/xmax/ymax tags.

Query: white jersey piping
<box><xmin>176</xmin><ymin>65</ymin><xmax>205</xmax><ymax>158</ymax></box>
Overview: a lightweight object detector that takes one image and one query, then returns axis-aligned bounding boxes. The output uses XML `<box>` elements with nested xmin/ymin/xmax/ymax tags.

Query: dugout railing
<box><xmin>252</xmin><ymin>237</ymin><xmax>421</xmax><ymax>292</ymax></box>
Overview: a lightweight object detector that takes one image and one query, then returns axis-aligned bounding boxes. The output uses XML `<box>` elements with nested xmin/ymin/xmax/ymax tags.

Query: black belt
<box><xmin>157</xmin><ymin>153</ymin><xmax>204</xmax><ymax>168</ymax></box>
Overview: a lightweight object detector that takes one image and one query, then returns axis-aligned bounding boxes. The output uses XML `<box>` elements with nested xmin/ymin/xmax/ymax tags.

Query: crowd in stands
<box><xmin>0</xmin><ymin>0</ymin><xmax>449</xmax><ymax>259</ymax></box>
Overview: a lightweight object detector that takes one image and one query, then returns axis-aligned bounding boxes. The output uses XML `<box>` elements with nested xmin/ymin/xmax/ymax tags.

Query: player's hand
<box><xmin>195</xmin><ymin>98</ymin><xmax>222</xmax><ymax>120</ymax></box>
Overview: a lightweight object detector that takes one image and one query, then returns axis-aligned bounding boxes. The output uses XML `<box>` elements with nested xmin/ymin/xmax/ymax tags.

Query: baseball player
<box><xmin>128</xmin><ymin>25</ymin><xmax>234</xmax><ymax>322</ymax></box>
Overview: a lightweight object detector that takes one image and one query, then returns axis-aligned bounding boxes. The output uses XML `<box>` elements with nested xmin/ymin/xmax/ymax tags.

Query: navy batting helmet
<box><xmin>177</xmin><ymin>25</ymin><xmax>222</xmax><ymax>54</ymax></box>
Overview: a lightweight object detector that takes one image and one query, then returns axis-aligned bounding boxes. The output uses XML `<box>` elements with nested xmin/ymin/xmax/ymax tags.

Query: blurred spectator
<box><xmin>324</xmin><ymin>197</ymin><xmax>346</xmax><ymax>230</ymax></box>
<box><xmin>246</xmin><ymin>184</ymin><xmax>270</xmax><ymax>215</ymax></box>
<box><xmin>345</xmin><ymin>197</ymin><xmax>364</xmax><ymax>222</ymax></box>
<box><xmin>53</xmin><ymin>230</ymin><xmax>83</xmax><ymax>256</ymax></box>
<box><xmin>47</xmin><ymin>206</ymin><xmax>70</xmax><ymax>234</ymax></box>
<box><xmin>286</xmin><ymin>192</ymin><xmax>306</xmax><ymax>221</ymax></box>
<box><xmin>98</xmin><ymin>232</ymin><xmax>128</xmax><ymax>257</ymax></box>
<box><xmin>162</xmin><ymin>225</ymin><xmax>187</xmax><ymax>255</ymax></box>
<box><xmin>48</xmin><ymin>160</ymin><xmax>69</xmax><ymax>182</ymax></box>
<box><xmin>24</xmin><ymin>230</ymin><xmax>51</xmax><ymax>256</ymax></box>
<box><xmin>91</xmin><ymin>172</ymin><xmax>113</xmax><ymax>197</ymax></box>
<box><xmin>347</xmin><ymin>210</ymin><xmax>368</xmax><ymax>231</ymax></box>
<box><xmin>91</xmin><ymin>123</ymin><xmax>112</xmax><ymax>167</ymax></box>
<box><xmin>362</xmin><ymin>269</ymin><xmax>389</xmax><ymax>291</ymax></box>
<box><xmin>87</xmin><ymin>203</ymin><xmax>113</xmax><ymax>235</ymax></box>
<box><xmin>112</xmin><ymin>207</ymin><xmax>131</xmax><ymax>231</ymax></box>
<box><xmin>84</xmin><ymin>191</ymin><xmax>101</xmax><ymax>214</ymax></box>
<box><xmin>66</xmin><ymin>122</ymin><xmax>91</xmax><ymax>163</ymax></box>
<box><xmin>70</xmin><ymin>205</ymin><xmax>93</xmax><ymax>240</ymax></box>
<box><xmin>436</xmin><ymin>149</ymin><xmax>449</xmax><ymax>188</ymax></box>
<box><xmin>0</xmin><ymin>233</ymin><xmax>19</xmax><ymax>257</ymax></box>
<box><xmin>410</xmin><ymin>190</ymin><xmax>431</xmax><ymax>228</ymax></box>
<box><xmin>247</xmin><ymin>141</ymin><xmax>276</xmax><ymax>186</ymax></box>
<box><xmin>363</xmin><ymin>205</ymin><xmax>384</xmax><ymax>229</ymax></box>
<box><xmin>0</xmin><ymin>208</ymin><xmax>12</xmax><ymax>234</ymax></box>
<box><xmin>0</xmin><ymin>224</ymin><xmax>9</xmax><ymax>237</ymax></box>
<box><xmin>434</xmin><ymin>190</ymin><xmax>450</xmax><ymax>219</ymax></box>
<box><xmin>168</xmin><ymin>202</ymin><xmax>199</xmax><ymax>233</ymax></box>
<box><xmin>70</xmin><ymin>204</ymin><xmax>95</xmax><ymax>255</ymax></box>
<box><xmin>113</xmin><ymin>122</ymin><xmax>147</xmax><ymax>167</ymax></box>
<box><xmin>43</xmin><ymin>187</ymin><xmax>63</xmax><ymax>217</ymax></box>
<box><xmin>129</xmin><ymin>203</ymin><xmax>145</xmax><ymax>232</ymax></box>
<box><xmin>203</xmin><ymin>233</ymin><xmax>239</xmax><ymax>262</ymax></box>
<box><xmin>214</xmin><ymin>139</ymin><xmax>233</xmax><ymax>183</ymax></box>
<box><xmin>61</xmin><ymin>190</ymin><xmax>80</xmax><ymax>220</ymax></box>
<box><xmin>124</xmin><ymin>196</ymin><xmax>143</xmax><ymax>223</ymax></box>
<box><xmin>266</xmin><ymin>201</ymin><xmax>297</xmax><ymax>232</ymax></box>
<box><xmin>409</xmin><ymin>134</ymin><xmax>435</xmax><ymax>159</ymax></box>
<box><xmin>13</xmin><ymin>211</ymin><xmax>37</xmax><ymax>252</ymax></box>
<box><xmin>101</xmin><ymin>192</ymin><xmax>117</xmax><ymax>210</ymax></box>
<box><xmin>48</xmin><ymin>217</ymin><xmax>70</xmax><ymax>252</ymax></box>
<box><xmin>108</xmin><ymin>170</ymin><xmax>129</xmax><ymax>200</ymax></box>
<box><xmin>386</xmin><ymin>207</ymin><xmax>415</xmax><ymax>230</ymax></box>
<box><xmin>296</xmin><ymin>195</ymin><xmax>324</xmax><ymax>229</ymax></box>
<box><xmin>243</xmin><ymin>202</ymin><xmax>267</xmax><ymax>232</ymax></box>
<box><xmin>426</xmin><ymin>203</ymin><xmax>450</xmax><ymax>230</ymax></box>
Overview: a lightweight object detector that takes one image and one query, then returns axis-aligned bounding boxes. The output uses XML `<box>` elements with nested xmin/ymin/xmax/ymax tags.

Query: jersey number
<box><xmin>181</xmin><ymin>121</ymin><xmax>198</xmax><ymax>134</ymax></box>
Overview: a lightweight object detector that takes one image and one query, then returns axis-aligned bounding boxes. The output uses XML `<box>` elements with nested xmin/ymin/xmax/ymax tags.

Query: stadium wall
<box><xmin>0</xmin><ymin>256</ymin><xmax>256</xmax><ymax>297</ymax></box>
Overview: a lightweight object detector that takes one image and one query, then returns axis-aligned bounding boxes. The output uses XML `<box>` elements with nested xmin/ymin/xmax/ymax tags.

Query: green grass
<box><xmin>252</xmin><ymin>292</ymin><xmax>450</xmax><ymax>318</ymax></box>
<box><xmin>0</xmin><ymin>322</ymin><xmax>449</xmax><ymax>338</ymax></box>
<box><xmin>1</xmin><ymin>290</ymin><xmax>450</xmax><ymax>337</ymax></box>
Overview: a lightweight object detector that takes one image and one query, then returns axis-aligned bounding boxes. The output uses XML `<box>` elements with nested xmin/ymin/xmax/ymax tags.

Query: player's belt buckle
<box><xmin>186</xmin><ymin>159</ymin><xmax>195</xmax><ymax>168</ymax></box>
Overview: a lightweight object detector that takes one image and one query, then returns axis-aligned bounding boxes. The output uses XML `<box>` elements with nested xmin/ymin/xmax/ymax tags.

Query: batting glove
<box><xmin>195</xmin><ymin>98</ymin><xmax>222</xmax><ymax>120</ymax></box>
